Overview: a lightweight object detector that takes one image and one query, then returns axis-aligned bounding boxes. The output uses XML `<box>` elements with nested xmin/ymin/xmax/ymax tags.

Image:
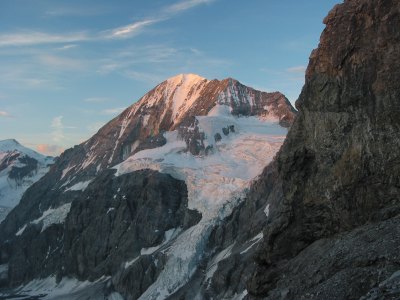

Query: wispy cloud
<box><xmin>45</xmin><ymin>6</ymin><xmax>110</xmax><ymax>17</ymax></box>
<box><xmin>0</xmin><ymin>110</ymin><xmax>12</xmax><ymax>118</ymax></box>
<box><xmin>106</xmin><ymin>19</ymin><xmax>161</xmax><ymax>39</ymax></box>
<box><xmin>51</xmin><ymin>116</ymin><xmax>65</xmax><ymax>142</ymax></box>
<box><xmin>286</xmin><ymin>65</ymin><xmax>307</xmax><ymax>74</ymax></box>
<box><xmin>0</xmin><ymin>67</ymin><xmax>56</xmax><ymax>89</ymax></box>
<box><xmin>102</xmin><ymin>107</ymin><xmax>126</xmax><ymax>115</ymax></box>
<box><xmin>0</xmin><ymin>32</ymin><xmax>90</xmax><ymax>47</ymax></box>
<box><xmin>57</xmin><ymin>44</ymin><xmax>78</xmax><ymax>50</ymax></box>
<box><xmin>39</xmin><ymin>54</ymin><xmax>85</xmax><ymax>70</ymax></box>
<box><xmin>0</xmin><ymin>0</ymin><xmax>218</xmax><ymax>48</ymax></box>
<box><xmin>165</xmin><ymin>0</ymin><xmax>216</xmax><ymax>14</ymax></box>
<box><xmin>36</xmin><ymin>144</ymin><xmax>64</xmax><ymax>156</ymax></box>
<box><xmin>51</xmin><ymin>116</ymin><xmax>76</xmax><ymax>143</ymax></box>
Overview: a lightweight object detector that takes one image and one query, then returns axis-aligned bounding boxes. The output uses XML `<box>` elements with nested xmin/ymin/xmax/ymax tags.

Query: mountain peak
<box><xmin>0</xmin><ymin>139</ymin><xmax>22</xmax><ymax>151</ymax></box>
<box><xmin>0</xmin><ymin>139</ymin><xmax>53</xmax><ymax>163</ymax></box>
<box><xmin>166</xmin><ymin>73</ymin><xmax>206</xmax><ymax>85</ymax></box>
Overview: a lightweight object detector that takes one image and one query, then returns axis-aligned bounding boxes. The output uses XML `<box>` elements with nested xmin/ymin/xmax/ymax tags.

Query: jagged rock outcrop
<box><xmin>194</xmin><ymin>0</ymin><xmax>400</xmax><ymax>299</ymax></box>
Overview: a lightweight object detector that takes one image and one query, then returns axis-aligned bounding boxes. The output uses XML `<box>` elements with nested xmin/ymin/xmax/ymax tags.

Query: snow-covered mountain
<box><xmin>2</xmin><ymin>0</ymin><xmax>400</xmax><ymax>297</ymax></box>
<box><xmin>0</xmin><ymin>74</ymin><xmax>296</xmax><ymax>299</ymax></box>
<box><xmin>0</xmin><ymin>139</ymin><xmax>54</xmax><ymax>222</ymax></box>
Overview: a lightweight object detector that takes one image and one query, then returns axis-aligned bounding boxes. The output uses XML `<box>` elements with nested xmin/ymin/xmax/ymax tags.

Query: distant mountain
<box><xmin>0</xmin><ymin>139</ymin><xmax>53</xmax><ymax>222</ymax></box>
<box><xmin>0</xmin><ymin>75</ymin><xmax>295</xmax><ymax>298</ymax></box>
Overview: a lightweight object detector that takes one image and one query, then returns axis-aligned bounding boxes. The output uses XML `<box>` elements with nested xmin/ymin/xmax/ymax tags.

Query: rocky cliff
<box><xmin>192</xmin><ymin>0</ymin><xmax>400</xmax><ymax>299</ymax></box>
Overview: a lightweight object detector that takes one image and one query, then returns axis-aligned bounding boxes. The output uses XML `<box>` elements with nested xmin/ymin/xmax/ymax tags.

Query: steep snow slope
<box><xmin>0</xmin><ymin>140</ymin><xmax>53</xmax><ymax>222</ymax></box>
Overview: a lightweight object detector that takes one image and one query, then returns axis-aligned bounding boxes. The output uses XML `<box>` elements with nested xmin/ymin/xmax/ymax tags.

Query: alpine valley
<box><xmin>1</xmin><ymin>0</ymin><xmax>400</xmax><ymax>299</ymax></box>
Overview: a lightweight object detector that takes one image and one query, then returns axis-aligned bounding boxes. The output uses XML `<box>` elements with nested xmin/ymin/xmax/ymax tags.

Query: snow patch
<box><xmin>30</xmin><ymin>203</ymin><xmax>72</xmax><ymax>233</ymax></box>
<box><xmin>15</xmin><ymin>224</ymin><xmax>27</xmax><ymax>236</ymax></box>
<box><xmin>124</xmin><ymin>257</ymin><xmax>139</xmax><ymax>269</ymax></box>
<box><xmin>141</xmin><ymin>228</ymin><xmax>181</xmax><ymax>256</ymax></box>
<box><xmin>264</xmin><ymin>204</ymin><xmax>270</xmax><ymax>218</ymax></box>
<box><xmin>61</xmin><ymin>164</ymin><xmax>76</xmax><ymax>180</ymax></box>
<box><xmin>232</xmin><ymin>289</ymin><xmax>248</xmax><ymax>300</ymax></box>
<box><xmin>65</xmin><ymin>180</ymin><xmax>93</xmax><ymax>192</ymax></box>
<box><xmin>206</xmin><ymin>244</ymin><xmax>234</xmax><ymax>282</ymax></box>
<box><xmin>240</xmin><ymin>232</ymin><xmax>264</xmax><ymax>255</ymax></box>
<box><xmin>142</xmin><ymin>114</ymin><xmax>150</xmax><ymax>126</ymax></box>
<box><xmin>0</xmin><ymin>275</ymin><xmax>113</xmax><ymax>300</ymax></box>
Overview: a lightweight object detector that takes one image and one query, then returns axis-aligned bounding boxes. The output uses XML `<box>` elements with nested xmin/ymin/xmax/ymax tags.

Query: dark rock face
<box><xmin>260</xmin><ymin>216</ymin><xmax>400</xmax><ymax>299</ymax></box>
<box><xmin>208</xmin><ymin>0</ymin><xmax>400</xmax><ymax>298</ymax></box>
<box><xmin>8</xmin><ymin>156</ymin><xmax>38</xmax><ymax>184</ymax></box>
<box><xmin>62</xmin><ymin>170</ymin><xmax>200</xmax><ymax>281</ymax></box>
<box><xmin>163</xmin><ymin>0</ymin><xmax>400</xmax><ymax>299</ymax></box>
<box><xmin>2</xmin><ymin>169</ymin><xmax>200</xmax><ymax>298</ymax></box>
<box><xmin>254</xmin><ymin>0</ymin><xmax>400</xmax><ymax>268</ymax></box>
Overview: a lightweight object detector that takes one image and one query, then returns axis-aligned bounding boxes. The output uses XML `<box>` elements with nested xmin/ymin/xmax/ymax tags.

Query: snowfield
<box><xmin>115</xmin><ymin>105</ymin><xmax>287</xmax><ymax>299</ymax></box>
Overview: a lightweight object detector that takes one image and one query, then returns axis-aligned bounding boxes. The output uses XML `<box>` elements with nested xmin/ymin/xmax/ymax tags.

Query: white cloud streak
<box><xmin>0</xmin><ymin>32</ymin><xmax>90</xmax><ymax>47</ymax></box>
<box><xmin>165</xmin><ymin>0</ymin><xmax>215</xmax><ymax>14</ymax></box>
<box><xmin>51</xmin><ymin>116</ymin><xmax>65</xmax><ymax>142</ymax></box>
<box><xmin>107</xmin><ymin>19</ymin><xmax>161</xmax><ymax>39</ymax></box>
<box><xmin>39</xmin><ymin>54</ymin><xmax>85</xmax><ymax>70</ymax></box>
<box><xmin>0</xmin><ymin>111</ymin><xmax>11</xmax><ymax>118</ymax></box>
<box><xmin>45</xmin><ymin>7</ymin><xmax>109</xmax><ymax>17</ymax></box>
<box><xmin>0</xmin><ymin>0</ymin><xmax>217</xmax><ymax>47</ymax></box>
<box><xmin>51</xmin><ymin>116</ymin><xmax>76</xmax><ymax>143</ymax></box>
<box><xmin>57</xmin><ymin>44</ymin><xmax>78</xmax><ymax>50</ymax></box>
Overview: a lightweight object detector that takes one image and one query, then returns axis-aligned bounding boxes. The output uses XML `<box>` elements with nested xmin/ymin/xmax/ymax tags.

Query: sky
<box><xmin>0</xmin><ymin>0</ymin><xmax>341</xmax><ymax>156</ymax></box>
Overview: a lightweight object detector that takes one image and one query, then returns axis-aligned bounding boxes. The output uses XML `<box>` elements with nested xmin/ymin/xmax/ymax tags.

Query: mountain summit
<box><xmin>31</xmin><ymin>74</ymin><xmax>295</xmax><ymax>193</ymax></box>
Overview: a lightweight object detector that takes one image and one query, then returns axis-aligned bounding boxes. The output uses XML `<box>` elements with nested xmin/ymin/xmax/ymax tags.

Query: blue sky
<box><xmin>0</xmin><ymin>0</ymin><xmax>341</xmax><ymax>156</ymax></box>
